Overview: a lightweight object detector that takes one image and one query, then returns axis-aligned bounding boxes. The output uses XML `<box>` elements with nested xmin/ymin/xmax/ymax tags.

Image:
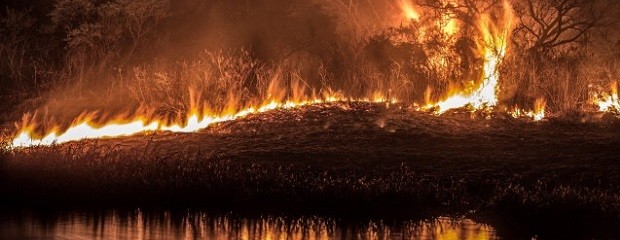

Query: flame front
<box><xmin>12</xmin><ymin>120</ymin><xmax>160</xmax><ymax>147</ymax></box>
<box><xmin>11</xmin><ymin>93</ymin><xmax>394</xmax><ymax>148</ymax></box>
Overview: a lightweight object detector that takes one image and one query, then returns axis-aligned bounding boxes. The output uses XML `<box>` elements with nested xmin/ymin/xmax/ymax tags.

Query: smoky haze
<box><xmin>0</xmin><ymin>0</ymin><xmax>618</xmax><ymax>134</ymax></box>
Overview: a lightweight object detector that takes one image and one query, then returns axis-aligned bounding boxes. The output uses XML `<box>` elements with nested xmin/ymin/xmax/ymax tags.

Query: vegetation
<box><xmin>0</xmin><ymin>1</ymin><xmax>618</xmax><ymax>238</ymax></box>
<box><xmin>1</xmin><ymin>103</ymin><xmax>620</xmax><ymax>238</ymax></box>
<box><xmin>0</xmin><ymin>0</ymin><xmax>618</xmax><ymax>126</ymax></box>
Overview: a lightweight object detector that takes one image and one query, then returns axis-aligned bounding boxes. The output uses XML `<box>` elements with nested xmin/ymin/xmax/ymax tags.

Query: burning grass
<box><xmin>8</xmin><ymin>0</ymin><xmax>615</xmax><ymax>149</ymax></box>
<box><xmin>0</xmin><ymin>1</ymin><xmax>619</xmax><ymax>237</ymax></box>
<box><xmin>1</xmin><ymin>102</ymin><xmax>619</xmax><ymax>238</ymax></box>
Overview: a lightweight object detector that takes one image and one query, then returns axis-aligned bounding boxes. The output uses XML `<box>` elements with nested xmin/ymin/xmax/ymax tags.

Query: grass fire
<box><xmin>0</xmin><ymin>0</ymin><xmax>619</xmax><ymax>239</ymax></box>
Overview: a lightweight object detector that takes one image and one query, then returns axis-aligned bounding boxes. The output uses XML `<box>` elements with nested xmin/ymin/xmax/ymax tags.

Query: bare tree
<box><xmin>112</xmin><ymin>0</ymin><xmax>169</xmax><ymax>59</ymax></box>
<box><xmin>50</xmin><ymin>0</ymin><xmax>171</xmax><ymax>72</ymax></box>
<box><xmin>512</xmin><ymin>0</ymin><xmax>613</xmax><ymax>53</ymax></box>
<box><xmin>0</xmin><ymin>8</ymin><xmax>36</xmax><ymax>88</ymax></box>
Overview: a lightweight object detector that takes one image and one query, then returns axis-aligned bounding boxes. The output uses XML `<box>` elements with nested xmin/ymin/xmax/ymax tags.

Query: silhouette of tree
<box><xmin>512</xmin><ymin>0</ymin><xmax>614</xmax><ymax>53</ymax></box>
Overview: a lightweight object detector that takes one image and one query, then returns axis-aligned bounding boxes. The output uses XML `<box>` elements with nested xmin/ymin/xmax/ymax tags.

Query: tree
<box><xmin>0</xmin><ymin>8</ymin><xmax>36</xmax><ymax>88</ymax></box>
<box><xmin>500</xmin><ymin>0</ymin><xmax>616</xmax><ymax>112</ymax></box>
<box><xmin>108</xmin><ymin>0</ymin><xmax>169</xmax><ymax>60</ymax></box>
<box><xmin>511</xmin><ymin>0</ymin><xmax>613</xmax><ymax>53</ymax></box>
<box><xmin>415</xmin><ymin>0</ymin><xmax>503</xmax><ymax>34</ymax></box>
<box><xmin>50</xmin><ymin>0</ymin><xmax>170</xmax><ymax>67</ymax></box>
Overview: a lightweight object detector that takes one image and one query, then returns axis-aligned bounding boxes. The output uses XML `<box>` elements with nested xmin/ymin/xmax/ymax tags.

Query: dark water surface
<box><xmin>0</xmin><ymin>210</ymin><xmax>500</xmax><ymax>240</ymax></box>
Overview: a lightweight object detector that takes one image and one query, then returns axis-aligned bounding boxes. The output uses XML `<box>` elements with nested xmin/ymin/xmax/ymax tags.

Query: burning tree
<box><xmin>2</xmin><ymin>0</ymin><xmax>619</xmax><ymax>147</ymax></box>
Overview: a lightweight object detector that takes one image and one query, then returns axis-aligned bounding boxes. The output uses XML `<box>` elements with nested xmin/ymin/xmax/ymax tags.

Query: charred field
<box><xmin>1</xmin><ymin>102</ymin><xmax>619</xmax><ymax>238</ymax></box>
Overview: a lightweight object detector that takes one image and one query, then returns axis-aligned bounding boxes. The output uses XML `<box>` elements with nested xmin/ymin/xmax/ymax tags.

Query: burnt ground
<box><xmin>1</xmin><ymin>102</ymin><xmax>620</xmax><ymax>239</ymax></box>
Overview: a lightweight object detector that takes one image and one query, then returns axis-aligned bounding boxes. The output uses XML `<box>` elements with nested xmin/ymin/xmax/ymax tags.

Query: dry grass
<box><xmin>1</xmin><ymin>103</ymin><xmax>619</xmax><ymax>239</ymax></box>
<box><xmin>500</xmin><ymin>53</ymin><xmax>591</xmax><ymax>114</ymax></box>
<box><xmin>2</xmin><ymin>0</ymin><xmax>617</xmax><ymax>128</ymax></box>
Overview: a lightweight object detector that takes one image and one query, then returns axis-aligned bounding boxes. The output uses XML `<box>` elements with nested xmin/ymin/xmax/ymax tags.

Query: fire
<box><xmin>441</xmin><ymin>17</ymin><xmax>459</xmax><ymax>36</ymax></box>
<box><xmin>509</xmin><ymin>98</ymin><xmax>546</xmax><ymax>121</ymax></box>
<box><xmin>591</xmin><ymin>82</ymin><xmax>619</xmax><ymax>112</ymax></box>
<box><xmin>9</xmin><ymin>1</ymin><xmax>555</xmax><ymax>149</ymax></box>
<box><xmin>425</xmin><ymin>1</ymin><xmax>513</xmax><ymax>115</ymax></box>
<box><xmin>10</xmin><ymin>92</ymin><xmax>395</xmax><ymax>148</ymax></box>
<box><xmin>400</xmin><ymin>0</ymin><xmax>420</xmax><ymax>21</ymax></box>
<box><xmin>437</xmin><ymin>1</ymin><xmax>459</xmax><ymax>36</ymax></box>
<box><xmin>12</xmin><ymin>119</ymin><xmax>160</xmax><ymax>147</ymax></box>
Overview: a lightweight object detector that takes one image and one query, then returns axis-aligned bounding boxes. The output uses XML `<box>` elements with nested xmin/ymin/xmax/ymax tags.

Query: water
<box><xmin>0</xmin><ymin>210</ymin><xmax>499</xmax><ymax>240</ymax></box>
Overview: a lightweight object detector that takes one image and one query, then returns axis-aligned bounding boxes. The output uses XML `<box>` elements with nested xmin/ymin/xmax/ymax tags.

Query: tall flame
<box><xmin>426</xmin><ymin>1</ymin><xmax>513</xmax><ymax>114</ymax></box>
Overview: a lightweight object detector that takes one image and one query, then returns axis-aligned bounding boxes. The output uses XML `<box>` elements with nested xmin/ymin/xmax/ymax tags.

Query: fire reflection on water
<box><xmin>0</xmin><ymin>210</ymin><xmax>498</xmax><ymax>240</ymax></box>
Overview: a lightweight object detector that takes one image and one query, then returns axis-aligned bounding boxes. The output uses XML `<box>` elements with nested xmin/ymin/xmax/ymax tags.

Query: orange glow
<box><xmin>591</xmin><ymin>82</ymin><xmax>619</xmax><ymax>112</ymax></box>
<box><xmin>509</xmin><ymin>98</ymin><xmax>546</xmax><ymax>121</ymax></box>
<box><xmin>1</xmin><ymin>212</ymin><xmax>498</xmax><ymax>240</ymax></box>
<box><xmin>400</xmin><ymin>0</ymin><xmax>420</xmax><ymax>21</ymax></box>
<box><xmin>8</xmin><ymin>0</ymin><xmax>556</xmax><ymax>149</ymax></box>
<box><xmin>442</xmin><ymin>17</ymin><xmax>459</xmax><ymax>36</ymax></box>
<box><xmin>11</xmin><ymin>91</ymin><xmax>396</xmax><ymax>148</ymax></box>
<box><xmin>438</xmin><ymin>3</ymin><xmax>459</xmax><ymax>37</ymax></box>
<box><xmin>12</xmin><ymin>119</ymin><xmax>159</xmax><ymax>147</ymax></box>
<box><xmin>425</xmin><ymin>1</ymin><xmax>513</xmax><ymax>115</ymax></box>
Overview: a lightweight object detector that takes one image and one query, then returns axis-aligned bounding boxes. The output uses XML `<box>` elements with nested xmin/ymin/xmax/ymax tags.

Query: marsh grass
<box><xmin>2</xmin><ymin>102</ymin><xmax>620</xmax><ymax>238</ymax></box>
<box><xmin>1</xmin><ymin>129</ymin><xmax>618</xmax><ymax>238</ymax></box>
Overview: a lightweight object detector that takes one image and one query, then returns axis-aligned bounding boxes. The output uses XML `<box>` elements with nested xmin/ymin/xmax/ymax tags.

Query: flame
<box><xmin>509</xmin><ymin>98</ymin><xmax>546</xmax><ymax>121</ymax></box>
<box><xmin>442</xmin><ymin>18</ymin><xmax>458</xmax><ymax>36</ymax></box>
<box><xmin>438</xmin><ymin>3</ymin><xmax>459</xmax><ymax>37</ymax></box>
<box><xmin>8</xmin><ymin>1</ymin><xmax>553</xmax><ymax>149</ymax></box>
<box><xmin>591</xmin><ymin>82</ymin><xmax>619</xmax><ymax>112</ymax></box>
<box><xmin>425</xmin><ymin>1</ymin><xmax>513</xmax><ymax>115</ymax></box>
<box><xmin>400</xmin><ymin>0</ymin><xmax>420</xmax><ymax>21</ymax></box>
<box><xmin>11</xmin><ymin>91</ymin><xmax>395</xmax><ymax>148</ymax></box>
<box><xmin>12</xmin><ymin>119</ymin><xmax>160</xmax><ymax>147</ymax></box>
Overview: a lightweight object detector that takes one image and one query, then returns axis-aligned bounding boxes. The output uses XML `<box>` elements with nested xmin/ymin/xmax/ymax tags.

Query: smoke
<box><xmin>6</xmin><ymin>0</ymin><xmax>619</xmax><ymax>136</ymax></box>
<box><xmin>10</xmin><ymin>0</ymin><xmax>407</xmax><ymax>135</ymax></box>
